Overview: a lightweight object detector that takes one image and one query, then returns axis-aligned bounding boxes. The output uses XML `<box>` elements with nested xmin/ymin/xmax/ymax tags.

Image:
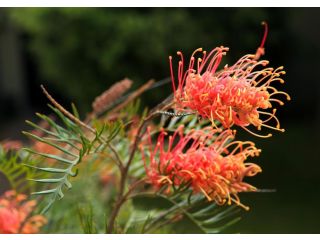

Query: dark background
<box><xmin>0</xmin><ymin>8</ymin><xmax>319</xmax><ymax>233</ymax></box>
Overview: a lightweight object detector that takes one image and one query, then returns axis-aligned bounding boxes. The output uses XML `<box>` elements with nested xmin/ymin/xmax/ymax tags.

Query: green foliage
<box><xmin>78</xmin><ymin>204</ymin><xmax>98</xmax><ymax>234</ymax></box>
<box><xmin>23</xmin><ymin>104</ymin><xmax>104</xmax><ymax>213</ymax></box>
<box><xmin>0</xmin><ymin>145</ymin><xmax>38</xmax><ymax>193</ymax></box>
<box><xmin>126</xmin><ymin>191</ymin><xmax>241</xmax><ymax>233</ymax></box>
<box><xmin>40</xmin><ymin>168</ymin><xmax>109</xmax><ymax>233</ymax></box>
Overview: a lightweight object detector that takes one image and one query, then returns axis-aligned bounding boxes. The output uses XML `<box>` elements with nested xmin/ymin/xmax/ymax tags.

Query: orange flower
<box><xmin>0</xmin><ymin>207</ymin><xmax>20</xmax><ymax>234</ymax></box>
<box><xmin>141</xmin><ymin>126</ymin><xmax>261</xmax><ymax>210</ymax></box>
<box><xmin>0</xmin><ymin>190</ymin><xmax>47</xmax><ymax>234</ymax></box>
<box><xmin>169</xmin><ymin>36</ymin><xmax>290</xmax><ymax>138</ymax></box>
<box><xmin>1</xmin><ymin>140</ymin><xmax>22</xmax><ymax>151</ymax></box>
<box><xmin>33</xmin><ymin>141</ymin><xmax>60</xmax><ymax>155</ymax></box>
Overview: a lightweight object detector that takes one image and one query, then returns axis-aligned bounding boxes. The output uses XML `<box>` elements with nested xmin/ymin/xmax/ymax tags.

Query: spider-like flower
<box><xmin>141</xmin><ymin>126</ymin><xmax>262</xmax><ymax>210</ymax></box>
<box><xmin>0</xmin><ymin>190</ymin><xmax>47</xmax><ymax>234</ymax></box>
<box><xmin>169</xmin><ymin>24</ymin><xmax>290</xmax><ymax>138</ymax></box>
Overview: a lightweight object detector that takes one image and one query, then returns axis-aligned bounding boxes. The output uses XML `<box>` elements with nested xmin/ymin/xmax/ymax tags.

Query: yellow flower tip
<box><xmin>232</xmin><ymin>198</ymin><xmax>250</xmax><ymax>211</ymax></box>
<box><xmin>267</xmin><ymin>133</ymin><xmax>273</xmax><ymax>138</ymax></box>
<box><xmin>287</xmin><ymin>95</ymin><xmax>291</xmax><ymax>101</ymax></box>
<box><xmin>280</xmin><ymin>128</ymin><xmax>285</xmax><ymax>133</ymax></box>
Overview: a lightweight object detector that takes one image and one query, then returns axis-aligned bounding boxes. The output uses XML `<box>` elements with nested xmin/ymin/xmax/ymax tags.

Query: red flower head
<box><xmin>141</xmin><ymin>126</ymin><xmax>262</xmax><ymax>210</ymax></box>
<box><xmin>0</xmin><ymin>190</ymin><xmax>47</xmax><ymax>234</ymax></box>
<box><xmin>169</xmin><ymin>24</ymin><xmax>290</xmax><ymax>138</ymax></box>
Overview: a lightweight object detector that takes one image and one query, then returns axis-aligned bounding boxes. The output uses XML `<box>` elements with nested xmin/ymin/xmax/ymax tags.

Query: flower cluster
<box><xmin>142</xmin><ymin>126</ymin><xmax>261</xmax><ymax>210</ymax></box>
<box><xmin>169</xmin><ymin>45</ymin><xmax>290</xmax><ymax>138</ymax></box>
<box><xmin>142</xmin><ymin>23</ymin><xmax>289</xmax><ymax>210</ymax></box>
<box><xmin>0</xmin><ymin>190</ymin><xmax>47</xmax><ymax>234</ymax></box>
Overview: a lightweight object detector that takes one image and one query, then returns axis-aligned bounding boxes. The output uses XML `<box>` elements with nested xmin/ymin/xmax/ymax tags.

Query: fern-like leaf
<box><xmin>23</xmin><ymin>105</ymin><xmax>100</xmax><ymax>213</ymax></box>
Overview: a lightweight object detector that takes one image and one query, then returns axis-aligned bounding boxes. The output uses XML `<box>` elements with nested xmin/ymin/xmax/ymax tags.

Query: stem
<box><xmin>106</xmin><ymin>178</ymin><xmax>146</xmax><ymax>233</ymax></box>
<box><xmin>42</xmin><ymin>84</ymin><xmax>126</xmax><ymax>171</ymax></box>
<box><xmin>106</xmin><ymin>114</ymin><xmax>152</xmax><ymax>233</ymax></box>
<box><xmin>41</xmin><ymin>85</ymin><xmax>96</xmax><ymax>133</ymax></box>
<box><xmin>106</xmin><ymin>99</ymin><xmax>172</xmax><ymax>233</ymax></box>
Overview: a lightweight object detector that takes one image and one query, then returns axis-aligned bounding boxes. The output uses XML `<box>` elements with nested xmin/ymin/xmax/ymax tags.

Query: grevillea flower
<box><xmin>169</xmin><ymin>23</ymin><xmax>290</xmax><ymax>138</ymax></box>
<box><xmin>141</xmin><ymin>126</ymin><xmax>262</xmax><ymax>210</ymax></box>
<box><xmin>0</xmin><ymin>190</ymin><xmax>47</xmax><ymax>234</ymax></box>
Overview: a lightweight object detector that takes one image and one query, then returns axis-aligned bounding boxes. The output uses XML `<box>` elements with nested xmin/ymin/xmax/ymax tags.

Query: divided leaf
<box><xmin>23</xmin><ymin>105</ymin><xmax>103</xmax><ymax>213</ymax></box>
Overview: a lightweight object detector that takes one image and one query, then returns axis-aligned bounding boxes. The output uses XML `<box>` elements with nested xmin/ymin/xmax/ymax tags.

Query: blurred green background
<box><xmin>0</xmin><ymin>8</ymin><xmax>319</xmax><ymax>233</ymax></box>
